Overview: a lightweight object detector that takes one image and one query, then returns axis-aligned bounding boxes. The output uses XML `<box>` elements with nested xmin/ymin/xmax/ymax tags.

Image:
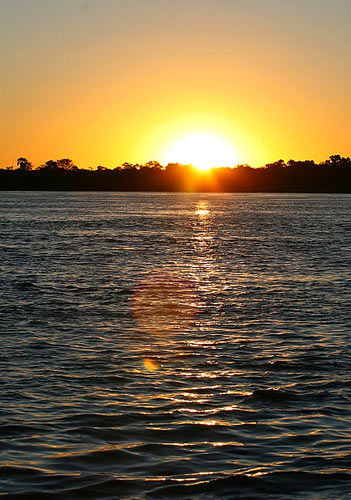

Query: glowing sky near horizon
<box><xmin>0</xmin><ymin>0</ymin><xmax>350</xmax><ymax>168</ymax></box>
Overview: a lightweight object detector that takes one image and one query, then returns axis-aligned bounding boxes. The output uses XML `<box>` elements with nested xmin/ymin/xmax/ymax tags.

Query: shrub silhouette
<box><xmin>1</xmin><ymin>156</ymin><xmax>350</xmax><ymax>192</ymax></box>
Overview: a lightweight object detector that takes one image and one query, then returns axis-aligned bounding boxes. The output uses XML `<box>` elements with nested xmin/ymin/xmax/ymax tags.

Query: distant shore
<box><xmin>1</xmin><ymin>155</ymin><xmax>350</xmax><ymax>193</ymax></box>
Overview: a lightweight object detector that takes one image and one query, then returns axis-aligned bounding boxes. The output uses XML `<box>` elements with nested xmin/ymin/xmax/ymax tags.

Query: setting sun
<box><xmin>162</xmin><ymin>132</ymin><xmax>238</xmax><ymax>171</ymax></box>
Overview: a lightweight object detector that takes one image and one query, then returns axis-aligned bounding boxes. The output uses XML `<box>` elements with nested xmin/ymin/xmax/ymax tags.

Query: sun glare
<box><xmin>162</xmin><ymin>132</ymin><xmax>238</xmax><ymax>171</ymax></box>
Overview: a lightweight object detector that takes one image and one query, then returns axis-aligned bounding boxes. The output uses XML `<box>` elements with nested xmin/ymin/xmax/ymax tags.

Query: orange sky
<box><xmin>0</xmin><ymin>0</ymin><xmax>350</xmax><ymax>168</ymax></box>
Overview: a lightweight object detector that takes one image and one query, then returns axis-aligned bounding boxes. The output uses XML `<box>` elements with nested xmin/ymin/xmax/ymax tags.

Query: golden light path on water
<box><xmin>131</xmin><ymin>199</ymin><xmax>222</xmax><ymax>372</ymax></box>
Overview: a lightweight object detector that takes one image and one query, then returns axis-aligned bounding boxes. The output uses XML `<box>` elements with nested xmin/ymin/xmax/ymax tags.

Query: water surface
<box><xmin>1</xmin><ymin>192</ymin><xmax>350</xmax><ymax>499</ymax></box>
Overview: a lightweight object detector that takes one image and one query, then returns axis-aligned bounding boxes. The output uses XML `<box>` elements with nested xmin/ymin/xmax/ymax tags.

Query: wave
<box><xmin>2</xmin><ymin>469</ymin><xmax>350</xmax><ymax>499</ymax></box>
<box><xmin>242</xmin><ymin>388</ymin><xmax>299</xmax><ymax>403</ymax></box>
<box><xmin>149</xmin><ymin>471</ymin><xmax>351</xmax><ymax>499</ymax></box>
<box><xmin>241</xmin><ymin>387</ymin><xmax>343</xmax><ymax>405</ymax></box>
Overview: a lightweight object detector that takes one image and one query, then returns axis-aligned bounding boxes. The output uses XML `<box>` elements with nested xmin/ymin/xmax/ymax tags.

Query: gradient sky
<box><xmin>0</xmin><ymin>0</ymin><xmax>350</xmax><ymax>168</ymax></box>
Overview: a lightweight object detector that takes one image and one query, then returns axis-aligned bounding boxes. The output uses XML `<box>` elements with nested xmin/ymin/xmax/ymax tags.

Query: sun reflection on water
<box><xmin>130</xmin><ymin>198</ymin><xmax>226</xmax><ymax>372</ymax></box>
<box><xmin>195</xmin><ymin>201</ymin><xmax>210</xmax><ymax>217</ymax></box>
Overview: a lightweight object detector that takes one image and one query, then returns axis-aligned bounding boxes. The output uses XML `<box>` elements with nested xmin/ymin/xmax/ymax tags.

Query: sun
<box><xmin>162</xmin><ymin>132</ymin><xmax>238</xmax><ymax>171</ymax></box>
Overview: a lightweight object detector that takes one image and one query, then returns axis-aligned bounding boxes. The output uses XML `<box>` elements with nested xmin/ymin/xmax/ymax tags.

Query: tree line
<box><xmin>0</xmin><ymin>155</ymin><xmax>350</xmax><ymax>192</ymax></box>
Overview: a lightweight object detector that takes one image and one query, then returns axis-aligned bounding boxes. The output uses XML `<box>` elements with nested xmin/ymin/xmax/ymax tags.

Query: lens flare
<box><xmin>143</xmin><ymin>357</ymin><xmax>160</xmax><ymax>371</ymax></box>
<box><xmin>131</xmin><ymin>271</ymin><xmax>198</xmax><ymax>336</ymax></box>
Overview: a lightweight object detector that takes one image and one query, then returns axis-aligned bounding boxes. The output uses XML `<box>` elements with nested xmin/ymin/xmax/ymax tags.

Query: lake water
<box><xmin>1</xmin><ymin>192</ymin><xmax>350</xmax><ymax>499</ymax></box>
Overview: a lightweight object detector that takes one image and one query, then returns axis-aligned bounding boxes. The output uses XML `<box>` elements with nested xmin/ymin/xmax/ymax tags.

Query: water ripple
<box><xmin>1</xmin><ymin>192</ymin><xmax>350</xmax><ymax>499</ymax></box>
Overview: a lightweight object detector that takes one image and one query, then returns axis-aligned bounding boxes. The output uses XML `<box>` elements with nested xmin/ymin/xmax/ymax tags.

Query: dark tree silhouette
<box><xmin>1</xmin><ymin>155</ymin><xmax>350</xmax><ymax>192</ymax></box>
<box><xmin>326</xmin><ymin>155</ymin><xmax>351</xmax><ymax>168</ymax></box>
<box><xmin>40</xmin><ymin>160</ymin><xmax>58</xmax><ymax>170</ymax></box>
<box><xmin>56</xmin><ymin>158</ymin><xmax>78</xmax><ymax>170</ymax></box>
<box><xmin>16</xmin><ymin>157</ymin><xmax>32</xmax><ymax>171</ymax></box>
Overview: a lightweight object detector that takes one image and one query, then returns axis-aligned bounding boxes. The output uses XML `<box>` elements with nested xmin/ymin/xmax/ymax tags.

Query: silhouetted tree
<box><xmin>143</xmin><ymin>161</ymin><xmax>163</xmax><ymax>169</ymax></box>
<box><xmin>0</xmin><ymin>155</ymin><xmax>349</xmax><ymax>192</ymax></box>
<box><xmin>264</xmin><ymin>159</ymin><xmax>286</xmax><ymax>169</ymax></box>
<box><xmin>41</xmin><ymin>160</ymin><xmax>58</xmax><ymax>170</ymax></box>
<box><xmin>122</xmin><ymin>162</ymin><xmax>135</xmax><ymax>170</ymax></box>
<box><xmin>287</xmin><ymin>159</ymin><xmax>316</xmax><ymax>168</ymax></box>
<box><xmin>17</xmin><ymin>157</ymin><xmax>32</xmax><ymax>171</ymax></box>
<box><xmin>325</xmin><ymin>155</ymin><xmax>351</xmax><ymax>168</ymax></box>
<box><xmin>56</xmin><ymin>158</ymin><xmax>78</xmax><ymax>170</ymax></box>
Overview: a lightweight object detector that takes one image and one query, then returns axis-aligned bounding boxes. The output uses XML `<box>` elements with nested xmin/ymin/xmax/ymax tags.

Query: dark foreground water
<box><xmin>0</xmin><ymin>192</ymin><xmax>350</xmax><ymax>499</ymax></box>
